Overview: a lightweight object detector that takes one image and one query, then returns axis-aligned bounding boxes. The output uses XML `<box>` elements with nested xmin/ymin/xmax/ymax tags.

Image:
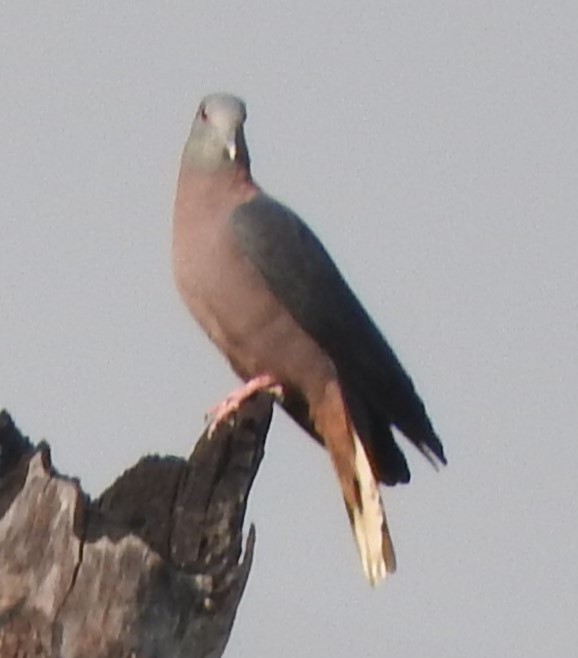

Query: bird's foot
<box><xmin>206</xmin><ymin>374</ymin><xmax>283</xmax><ymax>438</ymax></box>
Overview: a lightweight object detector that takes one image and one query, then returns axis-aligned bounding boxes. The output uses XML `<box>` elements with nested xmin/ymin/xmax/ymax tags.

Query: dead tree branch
<box><xmin>0</xmin><ymin>393</ymin><xmax>273</xmax><ymax>658</ymax></box>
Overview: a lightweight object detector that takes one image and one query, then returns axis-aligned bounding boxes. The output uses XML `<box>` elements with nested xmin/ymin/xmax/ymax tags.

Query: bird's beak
<box><xmin>225</xmin><ymin>136</ymin><xmax>237</xmax><ymax>162</ymax></box>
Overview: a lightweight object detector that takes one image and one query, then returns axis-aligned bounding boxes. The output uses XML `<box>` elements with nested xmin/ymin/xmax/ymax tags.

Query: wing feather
<box><xmin>230</xmin><ymin>194</ymin><xmax>446</xmax><ymax>468</ymax></box>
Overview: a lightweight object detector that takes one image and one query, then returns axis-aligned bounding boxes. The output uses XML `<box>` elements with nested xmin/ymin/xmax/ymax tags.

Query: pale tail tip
<box><xmin>363</xmin><ymin>541</ymin><xmax>396</xmax><ymax>587</ymax></box>
<box><xmin>356</xmin><ymin>519</ymin><xmax>397</xmax><ymax>586</ymax></box>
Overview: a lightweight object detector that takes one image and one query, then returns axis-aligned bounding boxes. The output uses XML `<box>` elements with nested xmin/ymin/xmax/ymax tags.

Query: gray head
<box><xmin>183</xmin><ymin>93</ymin><xmax>250</xmax><ymax>171</ymax></box>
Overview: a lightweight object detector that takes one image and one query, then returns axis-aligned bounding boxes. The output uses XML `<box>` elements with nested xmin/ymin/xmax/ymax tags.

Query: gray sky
<box><xmin>1</xmin><ymin>3</ymin><xmax>577</xmax><ymax>656</ymax></box>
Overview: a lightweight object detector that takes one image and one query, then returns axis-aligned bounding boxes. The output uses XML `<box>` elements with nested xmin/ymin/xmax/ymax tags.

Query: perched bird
<box><xmin>172</xmin><ymin>93</ymin><xmax>446</xmax><ymax>586</ymax></box>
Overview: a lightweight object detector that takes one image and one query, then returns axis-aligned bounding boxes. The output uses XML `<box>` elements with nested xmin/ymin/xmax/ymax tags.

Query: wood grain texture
<box><xmin>0</xmin><ymin>395</ymin><xmax>273</xmax><ymax>658</ymax></box>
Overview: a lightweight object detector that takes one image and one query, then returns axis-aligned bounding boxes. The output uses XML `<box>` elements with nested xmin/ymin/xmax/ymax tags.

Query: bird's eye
<box><xmin>200</xmin><ymin>106</ymin><xmax>208</xmax><ymax>121</ymax></box>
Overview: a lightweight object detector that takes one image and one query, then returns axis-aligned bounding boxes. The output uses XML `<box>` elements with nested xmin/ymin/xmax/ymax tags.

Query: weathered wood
<box><xmin>0</xmin><ymin>394</ymin><xmax>273</xmax><ymax>658</ymax></box>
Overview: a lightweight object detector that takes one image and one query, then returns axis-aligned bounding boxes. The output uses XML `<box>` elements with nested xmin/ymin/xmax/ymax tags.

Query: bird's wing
<box><xmin>230</xmin><ymin>194</ymin><xmax>446</xmax><ymax>467</ymax></box>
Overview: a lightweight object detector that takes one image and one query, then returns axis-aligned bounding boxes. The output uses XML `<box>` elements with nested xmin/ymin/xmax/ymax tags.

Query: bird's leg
<box><xmin>206</xmin><ymin>374</ymin><xmax>283</xmax><ymax>437</ymax></box>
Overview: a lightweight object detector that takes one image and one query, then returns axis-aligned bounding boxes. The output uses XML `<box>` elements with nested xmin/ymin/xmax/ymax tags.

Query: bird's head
<box><xmin>183</xmin><ymin>93</ymin><xmax>250</xmax><ymax>171</ymax></box>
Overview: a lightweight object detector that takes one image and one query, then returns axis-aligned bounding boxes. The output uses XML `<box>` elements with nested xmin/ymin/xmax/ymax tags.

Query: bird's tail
<box><xmin>313</xmin><ymin>380</ymin><xmax>396</xmax><ymax>586</ymax></box>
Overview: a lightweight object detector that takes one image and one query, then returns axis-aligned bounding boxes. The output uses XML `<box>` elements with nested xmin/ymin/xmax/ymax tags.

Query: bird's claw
<box><xmin>204</xmin><ymin>377</ymin><xmax>284</xmax><ymax>439</ymax></box>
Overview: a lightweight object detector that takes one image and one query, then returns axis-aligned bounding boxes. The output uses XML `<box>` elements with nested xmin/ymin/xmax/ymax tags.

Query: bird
<box><xmin>172</xmin><ymin>93</ymin><xmax>446</xmax><ymax>586</ymax></box>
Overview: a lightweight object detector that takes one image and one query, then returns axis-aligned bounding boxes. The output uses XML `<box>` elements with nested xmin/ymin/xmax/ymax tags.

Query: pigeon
<box><xmin>172</xmin><ymin>93</ymin><xmax>446</xmax><ymax>585</ymax></box>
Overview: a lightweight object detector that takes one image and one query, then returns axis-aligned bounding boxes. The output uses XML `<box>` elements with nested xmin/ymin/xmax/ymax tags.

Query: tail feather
<box><xmin>313</xmin><ymin>380</ymin><xmax>396</xmax><ymax>586</ymax></box>
<box><xmin>349</xmin><ymin>428</ymin><xmax>396</xmax><ymax>585</ymax></box>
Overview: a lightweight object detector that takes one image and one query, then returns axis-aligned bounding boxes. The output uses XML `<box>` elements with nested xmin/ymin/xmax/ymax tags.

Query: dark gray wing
<box><xmin>230</xmin><ymin>194</ymin><xmax>446</xmax><ymax>469</ymax></box>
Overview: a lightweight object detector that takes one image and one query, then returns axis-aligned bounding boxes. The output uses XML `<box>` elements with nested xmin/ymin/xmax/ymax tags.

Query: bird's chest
<box><xmin>173</xmin><ymin>217</ymin><xmax>281</xmax><ymax>370</ymax></box>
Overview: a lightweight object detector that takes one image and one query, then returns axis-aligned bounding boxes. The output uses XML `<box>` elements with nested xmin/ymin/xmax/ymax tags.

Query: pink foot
<box><xmin>206</xmin><ymin>374</ymin><xmax>283</xmax><ymax>437</ymax></box>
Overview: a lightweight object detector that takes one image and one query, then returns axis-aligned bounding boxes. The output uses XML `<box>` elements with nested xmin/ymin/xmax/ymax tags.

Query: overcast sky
<box><xmin>1</xmin><ymin>3</ymin><xmax>577</xmax><ymax>656</ymax></box>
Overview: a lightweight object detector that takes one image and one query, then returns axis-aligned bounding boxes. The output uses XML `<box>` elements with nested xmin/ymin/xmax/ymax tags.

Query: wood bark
<box><xmin>0</xmin><ymin>394</ymin><xmax>273</xmax><ymax>658</ymax></box>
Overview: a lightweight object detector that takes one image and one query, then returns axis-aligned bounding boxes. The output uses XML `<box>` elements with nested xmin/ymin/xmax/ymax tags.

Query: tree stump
<box><xmin>0</xmin><ymin>394</ymin><xmax>273</xmax><ymax>658</ymax></box>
